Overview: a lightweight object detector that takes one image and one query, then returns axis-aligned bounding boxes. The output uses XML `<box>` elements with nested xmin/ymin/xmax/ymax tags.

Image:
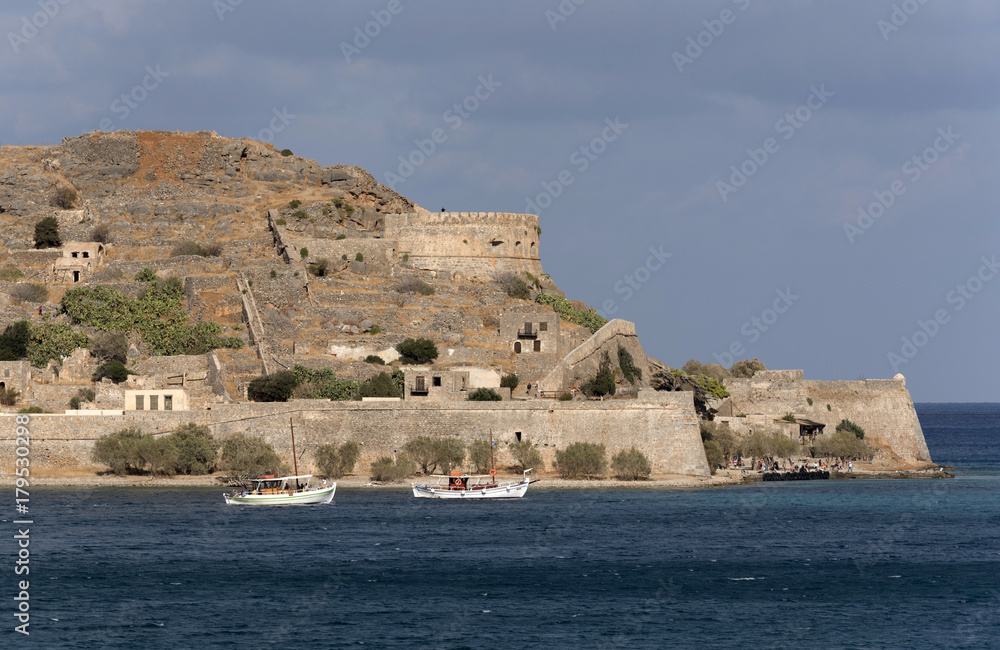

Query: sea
<box><xmin>5</xmin><ymin>403</ymin><xmax>999</xmax><ymax>649</ymax></box>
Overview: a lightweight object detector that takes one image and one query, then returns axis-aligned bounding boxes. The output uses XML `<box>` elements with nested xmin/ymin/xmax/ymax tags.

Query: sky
<box><xmin>0</xmin><ymin>0</ymin><xmax>996</xmax><ymax>402</ymax></box>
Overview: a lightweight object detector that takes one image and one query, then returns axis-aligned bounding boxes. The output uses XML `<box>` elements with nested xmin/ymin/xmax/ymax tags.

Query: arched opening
<box><xmin>530</xmin><ymin>242</ymin><xmax>536</xmax><ymax>257</ymax></box>
<box><xmin>513</xmin><ymin>341</ymin><xmax>522</xmax><ymax>354</ymax></box>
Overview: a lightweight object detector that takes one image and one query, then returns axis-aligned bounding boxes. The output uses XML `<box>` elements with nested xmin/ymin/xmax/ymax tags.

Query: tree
<box><xmin>729</xmin><ymin>358</ymin><xmax>766</xmax><ymax>378</ymax></box>
<box><xmin>836</xmin><ymin>418</ymin><xmax>866</xmax><ymax>439</ymax></box>
<box><xmin>611</xmin><ymin>447</ymin><xmax>652</xmax><ymax>480</ymax></box>
<box><xmin>357</xmin><ymin>371</ymin><xmax>402</xmax><ymax>398</ymax></box>
<box><xmin>220</xmin><ymin>433</ymin><xmax>286</xmax><ymax>478</ymax></box>
<box><xmin>469</xmin><ymin>439</ymin><xmax>494</xmax><ymax>473</ymax></box>
<box><xmin>618</xmin><ymin>347</ymin><xmax>642</xmax><ymax>384</ymax></box>
<box><xmin>403</xmin><ymin>436</ymin><xmax>465</xmax><ymax>474</ymax></box>
<box><xmin>584</xmin><ymin>350</ymin><xmax>616</xmax><ymax>397</ymax></box>
<box><xmin>90</xmin><ymin>224</ymin><xmax>111</xmax><ymax>243</ymax></box>
<box><xmin>500</xmin><ymin>373</ymin><xmax>520</xmax><ymax>391</ymax></box>
<box><xmin>651</xmin><ymin>367</ymin><xmax>730</xmax><ymax>420</ymax></box>
<box><xmin>0</xmin><ymin>320</ymin><xmax>31</xmax><ymax>361</ymax></box>
<box><xmin>52</xmin><ymin>187</ymin><xmax>77</xmax><ymax>209</ymax></box>
<box><xmin>508</xmin><ymin>439</ymin><xmax>543</xmax><ymax>472</ymax></box>
<box><xmin>703</xmin><ymin>440</ymin><xmax>724</xmax><ymax>474</ymax></box>
<box><xmin>93</xmin><ymin>360</ymin><xmax>130</xmax><ymax>383</ymax></box>
<box><xmin>0</xmin><ymin>388</ymin><xmax>20</xmax><ymax>406</ymax></box>
<box><xmin>468</xmin><ymin>388</ymin><xmax>502</xmax><ymax>401</ymax></box>
<box><xmin>34</xmin><ymin>216</ymin><xmax>62</xmax><ymax>248</ymax></box>
<box><xmin>91</xmin><ymin>427</ymin><xmax>147</xmax><ymax>475</ymax></box>
<box><xmin>165</xmin><ymin>423</ymin><xmax>218</xmax><ymax>475</ymax></box>
<box><xmin>396</xmin><ymin>337</ymin><xmax>438</xmax><ymax>364</ymax></box>
<box><xmin>314</xmin><ymin>441</ymin><xmax>361</xmax><ymax>478</ymax></box>
<box><xmin>555</xmin><ymin>442</ymin><xmax>607</xmax><ymax>479</ymax></box>
<box><xmin>495</xmin><ymin>271</ymin><xmax>531</xmax><ymax>299</ymax></box>
<box><xmin>370</xmin><ymin>454</ymin><xmax>414</xmax><ymax>482</ymax></box>
<box><xmin>91</xmin><ymin>331</ymin><xmax>129</xmax><ymax>364</ymax></box>
<box><xmin>681</xmin><ymin>359</ymin><xmax>730</xmax><ymax>381</ymax></box>
<box><xmin>134</xmin><ymin>268</ymin><xmax>157</xmax><ymax>282</ymax></box>
<box><xmin>247</xmin><ymin>371</ymin><xmax>299</xmax><ymax>402</ymax></box>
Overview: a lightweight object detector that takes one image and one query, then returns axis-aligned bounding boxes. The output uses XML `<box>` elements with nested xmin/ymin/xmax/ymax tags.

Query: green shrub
<box><xmin>508</xmin><ymin>439</ymin><xmax>543</xmax><ymax>472</ymax></box>
<box><xmin>369</xmin><ymin>324</ymin><xmax>381</xmax><ymax>335</ymax></box>
<box><xmin>402</xmin><ymin>253</ymin><xmax>409</xmax><ymax>262</ymax></box>
<box><xmin>559</xmin><ymin>392</ymin><xmax>573</xmax><ymax>401</ymax></box>
<box><xmin>357</xmin><ymin>371</ymin><xmax>403</xmax><ymax>398</ymax></box>
<box><xmin>836</xmin><ymin>418</ymin><xmax>866</xmax><ymax>439</ymax></box>
<box><xmin>292</xmin><ymin>210</ymin><xmax>308</xmax><ymax>219</ymax></box>
<box><xmin>396</xmin><ymin>337</ymin><xmax>438</xmax><ymax>364</ymax></box>
<box><xmin>681</xmin><ymin>359</ymin><xmax>730</xmax><ymax>381</ymax></box>
<box><xmin>18</xmin><ymin>406</ymin><xmax>44</xmax><ymax>414</ymax></box>
<box><xmin>617</xmin><ymin>347</ymin><xmax>642</xmax><ymax>384</ymax></box>
<box><xmin>165</xmin><ymin>423</ymin><xmax>217</xmax><ymax>475</ymax></box>
<box><xmin>0</xmin><ymin>268</ymin><xmax>24</xmax><ymax>281</ymax></box>
<box><xmin>403</xmin><ymin>436</ymin><xmax>465</xmax><ymax>474</ymax></box>
<box><xmin>90</xmin><ymin>224</ymin><xmax>111</xmax><ymax>244</ymax></box>
<box><xmin>335</xmin><ymin>233</ymin><xmax>346</xmax><ymax>240</ymax></box>
<box><xmin>781</xmin><ymin>413</ymin><xmax>797</xmax><ymax>422</ymax></box>
<box><xmin>288</xmin><ymin>199</ymin><xmax>301</xmax><ymax>209</ymax></box>
<box><xmin>307</xmin><ymin>258</ymin><xmax>330</xmax><ymax>277</ymax></box>
<box><xmin>703</xmin><ymin>439</ymin><xmax>724</xmax><ymax>474</ymax></box>
<box><xmin>395</xmin><ymin>278</ymin><xmax>434</xmax><ymax>295</ymax></box>
<box><xmin>355</xmin><ymin>253</ymin><xmax>364</xmax><ymax>262</ymax></box>
<box><xmin>52</xmin><ymin>187</ymin><xmax>77</xmax><ymax>209</ymax></box>
<box><xmin>247</xmin><ymin>370</ymin><xmax>299</xmax><ymax>402</ymax></box>
<box><xmin>814</xmin><ymin>429</ymin><xmax>873</xmax><ymax>461</ymax></box>
<box><xmin>583</xmin><ymin>350</ymin><xmax>616</xmax><ymax>397</ymax></box>
<box><xmin>281</xmin><ymin>149</ymin><xmax>294</xmax><ymax>157</ymax></box>
<box><xmin>468</xmin><ymin>439</ymin><xmax>497</xmax><ymax>473</ymax></box>
<box><xmin>12</xmin><ymin>282</ymin><xmax>48</xmax><ymax>303</ymax></box>
<box><xmin>34</xmin><ymin>216</ymin><xmax>62</xmax><ymax>248</ymax></box>
<box><xmin>290</xmin><ymin>365</ymin><xmax>358</xmax><ymax>401</ymax></box>
<box><xmin>555</xmin><ymin>442</ymin><xmax>607</xmax><ymax>479</ymax></box>
<box><xmin>220</xmin><ymin>433</ymin><xmax>287</xmax><ymax>478</ymax></box>
<box><xmin>370</xmin><ymin>454</ymin><xmax>414</xmax><ymax>482</ymax></box>
<box><xmin>332</xmin><ymin>198</ymin><xmax>344</xmax><ymax>208</ymax></box>
<box><xmin>468</xmin><ymin>387</ymin><xmax>502</xmax><ymax>401</ymax></box>
<box><xmin>611</xmin><ymin>447</ymin><xmax>652</xmax><ymax>480</ymax></box>
<box><xmin>134</xmin><ymin>267</ymin><xmax>157</xmax><ymax>282</ymax></box>
<box><xmin>500</xmin><ymin>373</ymin><xmax>520</xmax><ymax>391</ymax></box>
<box><xmin>495</xmin><ymin>271</ymin><xmax>531</xmax><ymax>300</ymax></box>
<box><xmin>364</xmin><ymin>355</ymin><xmax>385</xmax><ymax>365</ymax></box>
<box><xmin>300</xmin><ymin>247</ymin><xmax>309</xmax><ymax>259</ymax></box>
<box><xmin>270</xmin><ymin>270</ymin><xmax>277</xmax><ymax>278</ymax></box>
<box><xmin>729</xmin><ymin>358</ymin><xmax>766</xmax><ymax>378</ymax></box>
<box><xmin>91</xmin><ymin>427</ymin><xmax>147</xmax><ymax>475</ymax></box>
<box><xmin>275</xmin><ymin>218</ymin><xmax>286</xmax><ymax>226</ymax></box>
<box><xmin>28</xmin><ymin>322</ymin><xmax>89</xmax><ymax>368</ymax></box>
<box><xmin>341</xmin><ymin>255</ymin><xmax>348</xmax><ymax>260</ymax></box>
<box><xmin>0</xmin><ymin>320</ymin><xmax>31</xmax><ymax>361</ymax></box>
<box><xmin>827</xmin><ymin>403</ymin><xmax>832</xmax><ymax>411</ymax></box>
<box><xmin>807</xmin><ymin>397</ymin><xmax>813</xmax><ymax>406</ymax></box>
<box><xmin>68</xmin><ymin>387</ymin><xmax>95</xmax><ymax>410</ymax></box>
<box><xmin>315</xmin><ymin>441</ymin><xmax>361</xmax><ymax>478</ymax></box>
<box><xmin>535</xmin><ymin>292</ymin><xmax>607</xmax><ymax>333</ymax></box>
<box><xmin>0</xmin><ymin>387</ymin><xmax>20</xmax><ymax>406</ymax></box>
<box><xmin>93</xmin><ymin>360</ymin><xmax>130</xmax><ymax>383</ymax></box>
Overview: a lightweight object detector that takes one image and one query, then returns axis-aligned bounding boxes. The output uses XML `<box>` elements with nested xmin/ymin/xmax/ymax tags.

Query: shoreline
<box><xmin>13</xmin><ymin>464</ymin><xmax>952</xmax><ymax>489</ymax></box>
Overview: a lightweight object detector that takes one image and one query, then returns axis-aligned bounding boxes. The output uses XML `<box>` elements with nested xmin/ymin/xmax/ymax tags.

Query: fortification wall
<box><xmin>384</xmin><ymin>211</ymin><xmax>542</xmax><ymax>278</ymax></box>
<box><xmin>724</xmin><ymin>373</ymin><xmax>930</xmax><ymax>460</ymax></box>
<box><xmin>0</xmin><ymin>392</ymin><xmax>709</xmax><ymax>477</ymax></box>
<box><xmin>539</xmin><ymin>319</ymin><xmax>651</xmax><ymax>394</ymax></box>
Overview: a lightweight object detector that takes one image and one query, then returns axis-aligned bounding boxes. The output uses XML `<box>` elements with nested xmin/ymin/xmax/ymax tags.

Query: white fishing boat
<box><xmin>223</xmin><ymin>417</ymin><xmax>335</xmax><ymax>505</ymax></box>
<box><xmin>412</xmin><ymin>469</ymin><xmax>534</xmax><ymax>499</ymax></box>
<box><xmin>224</xmin><ymin>474</ymin><xmax>336</xmax><ymax>505</ymax></box>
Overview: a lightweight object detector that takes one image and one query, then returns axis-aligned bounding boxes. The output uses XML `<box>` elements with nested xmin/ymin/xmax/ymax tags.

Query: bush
<box><xmin>370</xmin><ymin>455</ymin><xmax>415</xmax><ymax>482</ymax></box>
<box><xmin>134</xmin><ymin>267</ymin><xmax>157</xmax><ymax>282</ymax></box>
<box><xmin>288</xmin><ymin>199</ymin><xmax>301</xmax><ymax>208</ymax></box>
<box><xmin>814</xmin><ymin>430</ymin><xmax>873</xmax><ymax>461</ymax></box>
<box><xmin>18</xmin><ymin>406</ymin><xmax>44</xmax><ymax>414</ymax></box>
<box><xmin>500</xmin><ymin>373</ymin><xmax>519</xmax><ymax>391</ymax></box>
<box><xmin>355</xmin><ymin>253</ymin><xmax>364</xmax><ymax>262</ymax></box>
<box><xmin>34</xmin><ymin>216</ymin><xmax>62</xmax><ymax>249</ymax></box>
<box><xmin>91</xmin><ymin>331</ymin><xmax>128</xmax><ymax>364</ymax></box>
<box><xmin>281</xmin><ymin>149</ymin><xmax>294</xmax><ymax>157</ymax></box>
<box><xmin>93</xmin><ymin>360</ymin><xmax>130</xmax><ymax>383</ymax></box>
<box><xmin>364</xmin><ymin>355</ymin><xmax>385</xmax><ymax>365</ymax></box>
<box><xmin>28</xmin><ymin>323</ymin><xmax>89</xmax><ymax>367</ymax></box>
<box><xmin>0</xmin><ymin>268</ymin><xmax>24</xmax><ymax>281</ymax></box>
<box><xmin>270</xmin><ymin>270</ymin><xmax>277</xmax><ymax>278</ymax></box>
<box><xmin>275</xmin><ymin>218</ymin><xmax>286</xmax><ymax>226</ymax></box>
<box><xmin>314</xmin><ymin>441</ymin><xmax>361</xmax><ymax>478</ymax></box>
<box><xmin>165</xmin><ymin>423</ymin><xmax>217</xmax><ymax>475</ymax></box>
<box><xmin>0</xmin><ymin>387</ymin><xmax>20</xmax><ymax>406</ymax></box>
<box><xmin>729</xmin><ymin>358</ymin><xmax>766</xmax><ymax>378</ymax></box>
<box><xmin>508</xmin><ymin>439</ymin><xmax>543</xmax><ymax>472</ymax></box>
<box><xmin>617</xmin><ymin>347</ymin><xmax>642</xmax><ymax>384</ymax></box>
<box><xmin>170</xmin><ymin>241</ymin><xmax>222</xmax><ymax>257</ymax></box>
<box><xmin>0</xmin><ymin>320</ymin><xmax>31</xmax><ymax>361</ymax></box>
<box><xmin>335</xmin><ymin>233</ymin><xmax>346</xmax><ymax>240</ymax></box>
<box><xmin>403</xmin><ymin>436</ymin><xmax>465</xmax><ymax>474</ymax></box>
<box><xmin>12</xmin><ymin>282</ymin><xmax>48</xmax><ymax>303</ymax></box>
<box><xmin>307</xmin><ymin>258</ymin><xmax>330</xmax><ymax>277</ymax></box>
<box><xmin>247</xmin><ymin>370</ymin><xmax>299</xmax><ymax>402</ymax></box>
<box><xmin>495</xmin><ymin>271</ymin><xmax>531</xmax><ymax>300</ymax></box>
<box><xmin>583</xmin><ymin>351</ymin><xmax>616</xmax><ymax>397</ymax></box>
<box><xmin>611</xmin><ymin>447</ymin><xmax>652</xmax><ymax>480</ymax></box>
<box><xmin>827</xmin><ymin>404</ymin><xmax>832</xmax><ymax>411</ymax></box>
<box><xmin>396</xmin><ymin>337</ymin><xmax>438</xmax><ymax>364</ymax></box>
<box><xmin>53</xmin><ymin>187</ymin><xmax>78</xmax><ymax>209</ymax></box>
<box><xmin>357</xmin><ymin>371</ymin><xmax>403</xmax><ymax>398</ymax></box>
<box><xmin>290</xmin><ymin>365</ymin><xmax>357</xmax><ymax>401</ymax></box>
<box><xmin>807</xmin><ymin>397</ymin><xmax>813</xmax><ymax>406</ymax></box>
<box><xmin>402</xmin><ymin>253</ymin><xmax>409</xmax><ymax>263</ymax></box>
<box><xmin>468</xmin><ymin>388</ymin><xmax>502</xmax><ymax>401</ymax></box>
<box><xmin>535</xmin><ymin>292</ymin><xmax>607</xmax><ymax>333</ymax></box>
<box><xmin>559</xmin><ymin>392</ymin><xmax>573</xmax><ymax>401</ymax></box>
<box><xmin>220</xmin><ymin>433</ymin><xmax>287</xmax><ymax>478</ymax></box>
<box><xmin>555</xmin><ymin>442</ymin><xmax>607</xmax><ymax>479</ymax></box>
<box><xmin>91</xmin><ymin>427</ymin><xmax>146</xmax><ymax>475</ymax></box>
<box><xmin>68</xmin><ymin>387</ymin><xmax>95</xmax><ymax>410</ymax></box>
<box><xmin>836</xmin><ymin>418</ymin><xmax>866</xmax><ymax>439</ymax></box>
<box><xmin>299</xmin><ymin>247</ymin><xmax>309</xmax><ymax>259</ymax></box>
<box><xmin>369</xmin><ymin>324</ymin><xmax>381</xmax><ymax>335</ymax></box>
<box><xmin>90</xmin><ymin>224</ymin><xmax>111</xmax><ymax>243</ymax></box>
<box><xmin>703</xmin><ymin>440</ymin><xmax>724</xmax><ymax>474</ymax></box>
<box><xmin>395</xmin><ymin>278</ymin><xmax>435</xmax><ymax>295</ymax></box>
<box><xmin>682</xmin><ymin>360</ymin><xmax>730</xmax><ymax>381</ymax></box>
<box><xmin>469</xmin><ymin>439</ymin><xmax>494</xmax><ymax>473</ymax></box>
<box><xmin>782</xmin><ymin>413</ymin><xmax>797</xmax><ymax>422</ymax></box>
<box><xmin>292</xmin><ymin>210</ymin><xmax>308</xmax><ymax>219</ymax></box>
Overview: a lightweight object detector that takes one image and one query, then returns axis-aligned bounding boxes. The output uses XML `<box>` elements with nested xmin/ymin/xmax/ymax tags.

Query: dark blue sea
<box><xmin>4</xmin><ymin>403</ymin><xmax>999</xmax><ymax>649</ymax></box>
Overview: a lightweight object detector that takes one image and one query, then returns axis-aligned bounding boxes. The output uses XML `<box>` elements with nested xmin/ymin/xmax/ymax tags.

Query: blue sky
<box><xmin>2</xmin><ymin>0</ymin><xmax>997</xmax><ymax>401</ymax></box>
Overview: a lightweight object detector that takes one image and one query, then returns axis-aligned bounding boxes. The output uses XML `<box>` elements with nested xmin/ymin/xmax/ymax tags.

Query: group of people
<box><xmin>728</xmin><ymin>457</ymin><xmax>854</xmax><ymax>473</ymax></box>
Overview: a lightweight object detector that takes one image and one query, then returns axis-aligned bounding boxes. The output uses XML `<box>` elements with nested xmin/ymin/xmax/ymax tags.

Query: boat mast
<box><xmin>489</xmin><ymin>429</ymin><xmax>495</xmax><ymax>480</ymax></box>
<box><xmin>290</xmin><ymin>417</ymin><xmax>300</xmax><ymax>488</ymax></box>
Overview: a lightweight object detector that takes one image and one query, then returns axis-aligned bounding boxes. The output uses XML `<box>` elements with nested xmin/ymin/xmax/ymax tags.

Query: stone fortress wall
<box><xmin>0</xmin><ymin>390</ymin><xmax>710</xmax><ymax>478</ymax></box>
<box><xmin>723</xmin><ymin>370</ymin><xmax>930</xmax><ymax>461</ymax></box>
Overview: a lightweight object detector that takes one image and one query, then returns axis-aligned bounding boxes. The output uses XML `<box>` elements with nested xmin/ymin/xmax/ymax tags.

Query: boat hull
<box><xmin>224</xmin><ymin>484</ymin><xmax>336</xmax><ymax>505</ymax></box>
<box><xmin>412</xmin><ymin>480</ymin><xmax>530</xmax><ymax>499</ymax></box>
